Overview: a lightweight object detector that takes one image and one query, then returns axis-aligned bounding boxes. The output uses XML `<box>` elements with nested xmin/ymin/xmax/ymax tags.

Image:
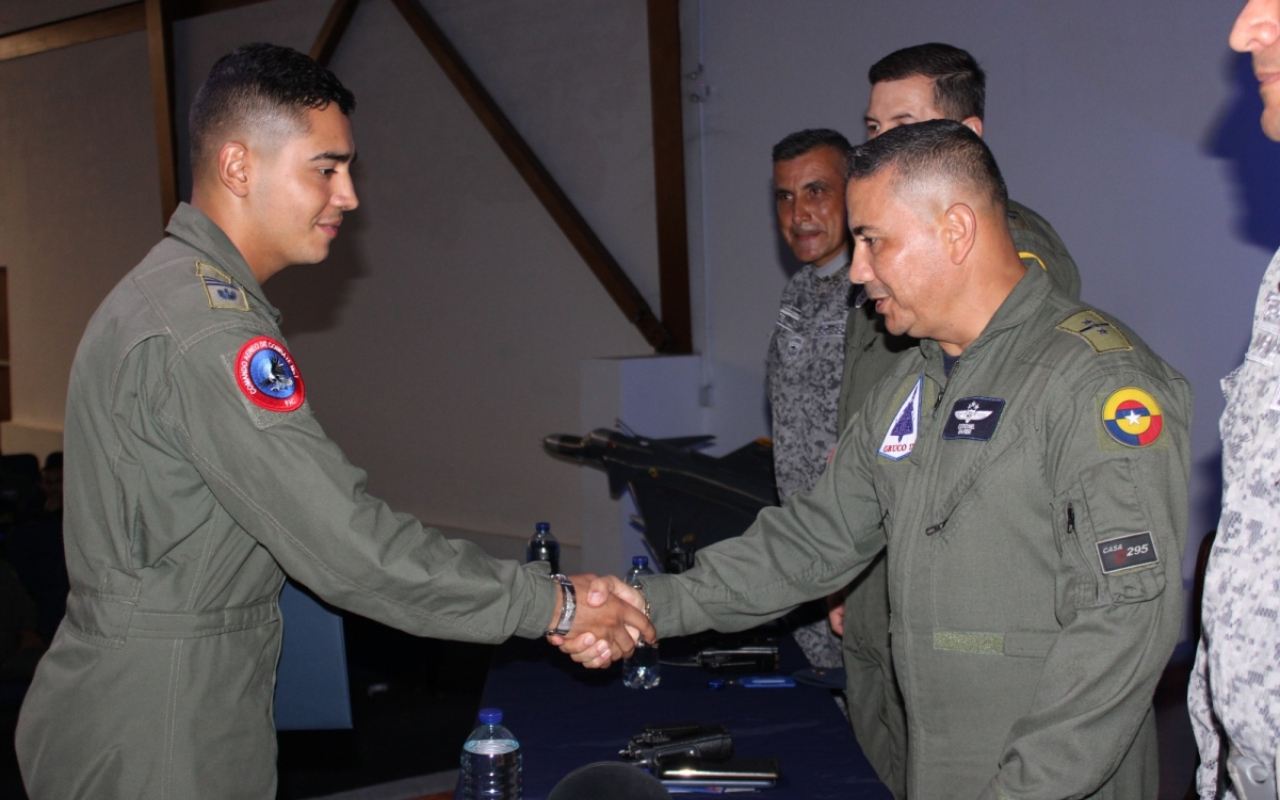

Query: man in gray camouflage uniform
<box><xmin>1190</xmin><ymin>3</ymin><xmax>1280</xmax><ymax>798</ymax></box>
<box><xmin>765</xmin><ymin>128</ymin><xmax>853</xmax><ymax>669</ymax></box>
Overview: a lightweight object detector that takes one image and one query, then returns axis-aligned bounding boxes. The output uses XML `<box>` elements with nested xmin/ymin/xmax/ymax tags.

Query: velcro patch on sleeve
<box><xmin>1101</xmin><ymin>387</ymin><xmax>1163</xmax><ymax>447</ymax></box>
<box><xmin>1096</xmin><ymin>532</ymin><xmax>1159</xmax><ymax>574</ymax></box>
<box><xmin>235</xmin><ymin>336</ymin><xmax>305</xmax><ymax>413</ymax></box>
<box><xmin>197</xmin><ymin>260</ymin><xmax>250</xmax><ymax>311</ymax></box>
<box><xmin>1055</xmin><ymin>310</ymin><xmax>1132</xmax><ymax>354</ymax></box>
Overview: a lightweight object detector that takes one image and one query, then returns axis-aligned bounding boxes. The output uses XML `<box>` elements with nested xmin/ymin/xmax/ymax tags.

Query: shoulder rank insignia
<box><xmin>1056</xmin><ymin>310</ymin><xmax>1132</xmax><ymax>354</ymax></box>
<box><xmin>235</xmin><ymin>336</ymin><xmax>305</xmax><ymax>412</ymax></box>
<box><xmin>1101</xmin><ymin>387</ymin><xmax>1163</xmax><ymax>447</ymax></box>
<box><xmin>197</xmin><ymin>260</ymin><xmax>250</xmax><ymax>311</ymax></box>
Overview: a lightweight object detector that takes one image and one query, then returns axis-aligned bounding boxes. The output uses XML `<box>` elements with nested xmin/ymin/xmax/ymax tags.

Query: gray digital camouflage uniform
<box><xmin>1189</xmin><ymin>246</ymin><xmax>1280</xmax><ymax>800</ymax></box>
<box><xmin>644</xmin><ymin>265</ymin><xmax>1190</xmax><ymax>800</ymax></box>
<box><xmin>766</xmin><ymin>249</ymin><xmax>851</xmax><ymax>669</ymax></box>
<box><xmin>834</xmin><ymin>199</ymin><xmax>1082</xmax><ymax>797</ymax></box>
<box><xmin>15</xmin><ymin>204</ymin><xmax>558</xmax><ymax>800</ymax></box>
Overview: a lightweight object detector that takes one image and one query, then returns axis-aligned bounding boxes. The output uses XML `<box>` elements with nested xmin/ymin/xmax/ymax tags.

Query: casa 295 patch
<box><xmin>1096</xmin><ymin>532</ymin><xmax>1159</xmax><ymax>574</ymax></box>
<box><xmin>235</xmin><ymin>336</ymin><xmax>305</xmax><ymax>412</ymax></box>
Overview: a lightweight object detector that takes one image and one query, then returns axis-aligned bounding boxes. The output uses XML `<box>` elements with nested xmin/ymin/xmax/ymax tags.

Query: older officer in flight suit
<box><xmin>574</xmin><ymin>120</ymin><xmax>1190</xmax><ymax>799</ymax></box>
<box><xmin>824</xmin><ymin>43</ymin><xmax>1085</xmax><ymax>798</ymax></box>
<box><xmin>15</xmin><ymin>43</ymin><xmax>650</xmax><ymax>800</ymax></box>
<box><xmin>829</xmin><ymin>43</ymin><xmax>1083</xmax><ymax>798</ymax></box>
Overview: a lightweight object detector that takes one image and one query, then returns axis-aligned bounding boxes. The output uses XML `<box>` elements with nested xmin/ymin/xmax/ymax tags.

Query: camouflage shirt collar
<box><xmin>811</xmin><ymin>246</ymin><xmax>851</xmax><ymax>280</ymax></box>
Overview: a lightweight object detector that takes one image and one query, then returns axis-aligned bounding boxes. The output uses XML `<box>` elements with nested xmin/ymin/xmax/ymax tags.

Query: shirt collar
<box><xmin>920</xmin><ymin>265</ymin><xmax>1050</xmax><ymax>362</ymax></box>
<box><xmin>164</xmin><ymin>203</ymin><xmax>281</xmax><ymax>323</ymax></box>
<box><xmin>811</xmin><ymin>246</ymin><xmax>851</xmax><ymax>280</ymax></box>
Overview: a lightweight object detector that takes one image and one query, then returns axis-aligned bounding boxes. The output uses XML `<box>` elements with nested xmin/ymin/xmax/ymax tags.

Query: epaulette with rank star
<box><xmin>1055</xmin><ymin>310</ymin><xmax>1132</xmax><ymax>354</ymax></box>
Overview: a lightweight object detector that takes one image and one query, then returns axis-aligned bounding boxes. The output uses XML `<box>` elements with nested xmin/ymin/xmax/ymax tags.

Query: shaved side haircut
<box><xmin>189</xmin><ymin>42</ymin><xmax>356</xmax><ymax>168</ymax></box>
<box><xmin>848</xmin><ymin>119</ymin><xmax>1008</xmax><ymax>214</ymax></box>
<box><xmin>869</xmin><ymin>43</ymin><xmax>986</xmax><ymax>123</ymax></box>
<box><xmin>772</xmin><ymin>128</ymin><xmax>853</xmax><ymax>171</ymax></box>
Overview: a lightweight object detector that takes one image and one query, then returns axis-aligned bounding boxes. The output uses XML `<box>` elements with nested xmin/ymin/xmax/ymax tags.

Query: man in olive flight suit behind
<box><xmin>15</xmin><ymin>43</ymin><xmax>650</xmax><ymax>800</ymax></box>
<box><xmin>573</xmin><ymin>120</ymin><xmax>1190</xmax><ymax>799</ymax></box>
<box><xmin>827</xmin><ymin>43</ymin><xmax>1083</xmax><ymax>798</ymax></box>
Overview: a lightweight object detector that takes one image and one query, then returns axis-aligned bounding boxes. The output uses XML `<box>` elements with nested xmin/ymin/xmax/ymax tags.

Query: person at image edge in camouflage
<box><xmin>765</xmin><ymin>128</ymin><xmax>854</xmax><ymax>671</ymax></box>
<box><xmin>1190</xmin><ymin>3</ymin><xmax>1280</xmax><ymax>798</ymax></box>
<box><xmin>827</xmin><ymin>43</ymin><xmax>1083</xmax><ymax>799</ymax></box>
<box><xmin>13</xmin><ymin>44</ymin><xmax>649</xmax><ymax>800</ymax></box>
<box><xmin>571</xmin><ymin>120</ymin><xmax>1191</xmax><ymax>800</ymax></box>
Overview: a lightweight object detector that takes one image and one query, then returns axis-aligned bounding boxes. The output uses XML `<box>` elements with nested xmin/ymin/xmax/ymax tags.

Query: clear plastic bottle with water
<box><xmin>526</xmin><ymin>522</ymin><xmax>560</xmax><ymax>575</ymax></box>
<box><xmin>460</xmin><ymin>708</ymin><xmax>522</xmax><ymax>800</ymax></box>
<box><xmin>622</xmin><ymin>556</ymin><xmax>661</xmax><ymax>690</ymax></box>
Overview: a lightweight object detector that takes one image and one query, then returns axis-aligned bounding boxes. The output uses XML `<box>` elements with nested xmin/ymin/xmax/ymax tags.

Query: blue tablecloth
<box><xmin>472</xmin><ymin>635</ymin><xmax>893</xmax><ymax>799</ymax></box>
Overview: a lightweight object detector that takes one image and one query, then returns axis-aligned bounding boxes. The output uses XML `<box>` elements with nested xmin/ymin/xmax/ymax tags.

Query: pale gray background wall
<box><xmin>0</xmin><ymin>1</ymin><xmax>1265</xmax><ymax>581</ymax></box>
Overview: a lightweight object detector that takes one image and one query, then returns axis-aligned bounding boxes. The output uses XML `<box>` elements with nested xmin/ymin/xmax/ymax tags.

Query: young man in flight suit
<box><xmin>15</xmin><ymin>43</ymin><xmax>650</xmax><ymax>800</ymax></box>
<box><xmin>574</xmin><ymin>120</ymin><xmax>1190</xmax><ymax>800</ymax></box>
<box><xmin>828</xmin><ymin>43</ymin><xmax>1083</xmax><ymax>797</ymax></box>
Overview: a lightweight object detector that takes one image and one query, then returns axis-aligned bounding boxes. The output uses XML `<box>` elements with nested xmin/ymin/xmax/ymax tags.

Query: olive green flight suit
<box><xmin>643</xmin><ymin>265</ymin><xmax>1189</xmax><ymax>800</ymax></box>
<box><xmin>835</xmin><ymin>199</ymin><xmax>1082</xmax><ymax>797</ymax></box>
<box><xmin>15</xmin><ymin>204</ymin><xmax>558</xmax><ymax>800</ymax></box>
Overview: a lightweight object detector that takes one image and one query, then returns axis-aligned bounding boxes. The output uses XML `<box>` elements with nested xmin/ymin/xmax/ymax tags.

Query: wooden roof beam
<box><xmin>0</xmin><ymin>0</ymin><xmax>272</xmax><ymax>63</ymax></box>
<box><xmin>145</xmin><ymin>0</ymin><xmax>180</xmax><ymax>224</ymax></box>
<box><xmin>646</xmin><ymin>0</ymin><xmax>692</xmax><ymax>355</ymax></box>
<box><xmin>389</xmin><ymin>0</ymin><xmax>678</xmax><ymax>353</ymax></box>
<box><xmin>310</xmin><ymin>0</ymin><xmax>361</xmax><ymax>67</ymax></box>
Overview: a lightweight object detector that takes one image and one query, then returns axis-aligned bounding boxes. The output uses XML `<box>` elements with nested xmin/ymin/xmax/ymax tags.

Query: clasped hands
<box><xmin>548</xmin><ymin>575</ymin><xmax>654</xmax><ymax>669</ymax></box>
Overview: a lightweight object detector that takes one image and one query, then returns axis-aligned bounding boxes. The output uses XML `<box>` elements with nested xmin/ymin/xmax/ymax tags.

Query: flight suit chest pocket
<box><xmin>1056</xmin><ymin>458</ymin><xmax>1166</xmax><ymax>608</ymax></box>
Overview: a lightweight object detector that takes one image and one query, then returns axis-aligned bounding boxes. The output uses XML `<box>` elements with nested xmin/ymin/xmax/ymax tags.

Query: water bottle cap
<box><xmin>632</xmin><ymin>556</ymin><xmax>648</xmax><ymax>567</ymax></box>
<box><xmin>478</xmin><ymin>708</ymin><xmax>503</xmax><ymax>724</ymax></box>
<box><xmin>535</xmin><ymin>522</ymin><xmax>550</xmax><ymax>533</ymax></box>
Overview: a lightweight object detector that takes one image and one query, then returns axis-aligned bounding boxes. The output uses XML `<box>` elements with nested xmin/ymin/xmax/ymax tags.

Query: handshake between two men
<box><xmin>550</xmin><ymin>575</ymin><xmax>650</xmax><ymax>669</ymax></box>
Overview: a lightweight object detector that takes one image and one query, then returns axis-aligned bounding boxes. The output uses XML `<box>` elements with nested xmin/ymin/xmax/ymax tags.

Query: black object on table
<box><xmin>468</xmin><ymin>634</ymin><xmax>893</xmax><ymax>799</ymax></box>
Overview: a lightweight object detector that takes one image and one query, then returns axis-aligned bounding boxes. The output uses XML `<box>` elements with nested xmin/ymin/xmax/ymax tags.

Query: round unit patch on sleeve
<box><xmin>235</xmin><ymin>336</ymin><xmax>305</xmax><ymax>412</ymax></box>
<box><xmin>1102</xmin><ymin>387</ymin><xmax>1163</xmax><ymax>447</ymax></box>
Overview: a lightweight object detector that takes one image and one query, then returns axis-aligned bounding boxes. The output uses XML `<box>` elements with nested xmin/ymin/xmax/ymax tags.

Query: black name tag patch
<box><xmin>1096</xmin><ymin>532</ymin><xmax>1159</xmax><ymax>574</ymax></box>
<box><xmin>942</xmin><ymin>397</ymin><xmax>1006</xmax><ymax>441</ymax></box>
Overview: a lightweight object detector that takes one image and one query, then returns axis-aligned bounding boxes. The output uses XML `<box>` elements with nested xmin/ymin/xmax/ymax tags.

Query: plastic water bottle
<box><xmin>622</xmin><ymin>556</ymin><xmax>661</xmax><ymax>689</ymax></box>
<box><xmin>526</xmin><ymin>522</ymin><xmax>560</xmax><ymax>575</ymax></box>
<box><xmin>460</xmin><ymin>708</ymin><xmax>522</xmax><ymax>800</ymax></box>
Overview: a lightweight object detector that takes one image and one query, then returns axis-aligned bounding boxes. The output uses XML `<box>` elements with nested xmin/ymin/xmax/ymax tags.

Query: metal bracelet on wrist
<box><xmin>634</xmin><ymin>579</ymin><xmax>652</xmax><ymax>619</ymax></box>
<box><xmin>546</xmin><ymin>573</ymin><xmax>576</xmax><ymax>637</ymax></box>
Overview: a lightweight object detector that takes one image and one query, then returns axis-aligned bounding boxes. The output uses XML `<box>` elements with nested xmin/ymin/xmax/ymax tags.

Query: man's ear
<box><xmin>943</xmin><ymin>202</ymin><xmax>978</xmax><ymax>265</ymax></box>
<box><xmin>960</xmin><ymin>116</ymin><xmax>984</xmax><ymax>138</ymax></box>
<box><xmin>218</xmin><ymin>142</ymin><xmax>250</xmax><ymax>198</ymax></box>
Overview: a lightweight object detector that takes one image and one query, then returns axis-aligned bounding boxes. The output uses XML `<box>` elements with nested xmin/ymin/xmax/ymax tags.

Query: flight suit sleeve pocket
<box><xmin>1072</xmin><ymin>458</ymin><xmax>1167</xmax><ymax>607</ymax></box>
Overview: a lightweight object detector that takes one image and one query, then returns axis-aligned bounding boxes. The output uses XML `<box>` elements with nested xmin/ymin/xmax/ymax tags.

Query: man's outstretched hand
<box><xmin>546</xmin><ymin>574</ymin><xmax>655</xmax><ymax>669</ymax></box>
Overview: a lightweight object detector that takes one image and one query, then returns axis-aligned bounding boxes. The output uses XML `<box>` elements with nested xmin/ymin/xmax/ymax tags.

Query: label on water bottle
<box><xmin>464</xmin><ymin>739</ymin><xmax>519</xmax><ymax>755</ymax></box>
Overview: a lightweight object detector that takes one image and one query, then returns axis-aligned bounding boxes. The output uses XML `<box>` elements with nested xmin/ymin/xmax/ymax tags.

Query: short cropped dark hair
<box><xmin>771</xmin><ymin>128</ymin><xmax>852</xmax><ymax>168</ymax></box>
<box><xmin>868</xmin><ymin>43</ymin><xmax>985</xmax><ymax>122</ymax></box>
<box><xmin>189</xmin><ymin>43</ymin><xmax>356</xmax><ymax>166</ymax></box>
<box><xmin>848</xmin><ymin>119</ymin><xmax>1007</xmax><ymax>214</ymax></box>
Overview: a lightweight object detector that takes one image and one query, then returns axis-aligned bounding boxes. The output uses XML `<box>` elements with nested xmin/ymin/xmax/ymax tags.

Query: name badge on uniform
<box><xmin>878</xmin><ymin>375</ymin><xmax>922</xmax><ymax>460</ymax></box>
<box><xmin>942</xmin><ymin>397</ymin><xmax>1005</xmax><ymax>441</ymax></box>
<box><xmin>1096</xmin><ymin>532</ymin><xmax>1159</xmax><ymax>574</ymax></box>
